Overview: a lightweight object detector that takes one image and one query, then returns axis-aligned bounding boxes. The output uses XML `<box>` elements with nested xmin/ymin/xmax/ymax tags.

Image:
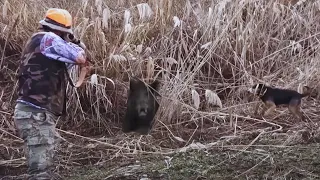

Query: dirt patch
<box><xmin>62</xmin><ymin>143</ymin><xmax>320</xmax><ymax>180</ymax></box>
<box><xmin>1</xmin><ymin>1</ymin><xmax>320</xmax><ymax>180</ymax></box>
<box><xmin>3</xmin><ymin>128</ymin><xmax>320</xmax><ymax>180</ymax></box>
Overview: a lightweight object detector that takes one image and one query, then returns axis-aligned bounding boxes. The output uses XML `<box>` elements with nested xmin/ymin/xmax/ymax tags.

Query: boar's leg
<box><xmin>135</xmin><ymin>126</ymin><xmax>150</xmax><ymax>135</ymax></box>
<box><xmin>122</xmin><ymin>107</ymin><xmax>139</xmax><ymax>133</ymax></box>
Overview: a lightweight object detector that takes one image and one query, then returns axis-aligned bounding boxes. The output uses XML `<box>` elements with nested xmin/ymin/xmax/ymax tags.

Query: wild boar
<box><xmin>122</xmin><ymin>77</ymin><xmax>161</xmax><ymax>135</ymax></box>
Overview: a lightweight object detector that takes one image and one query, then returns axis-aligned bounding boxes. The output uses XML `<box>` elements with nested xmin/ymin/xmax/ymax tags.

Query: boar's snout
<box><xmin>136</xmin><ymin>95</ymin><xmax>151</xmax><ymax>117</ymax></box>
<box><xmin>137</xmin><ymin>105</ymin><xmax>148</xmax><ymax>117</ymax></box>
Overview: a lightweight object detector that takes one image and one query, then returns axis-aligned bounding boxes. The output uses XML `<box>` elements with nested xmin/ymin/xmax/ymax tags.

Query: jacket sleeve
<box><xmin>39</xmin><ymin>32</ymin><xmax>86</xmax><ymax>65</ymax></box>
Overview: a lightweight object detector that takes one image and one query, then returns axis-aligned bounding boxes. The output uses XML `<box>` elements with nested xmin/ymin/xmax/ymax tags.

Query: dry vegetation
<box><xmin>1</xmin><ymin>0</ymin><xmax>320</xmax><ymax>179</ymax></box>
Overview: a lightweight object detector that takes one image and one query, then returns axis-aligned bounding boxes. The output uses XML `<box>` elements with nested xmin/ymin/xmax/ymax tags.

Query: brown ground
<box><xmin>1</xmin><ymin>0</ymin><xmax>320</xmax><ymax>179</ymax></box>
<box><xmin>1</xmin><ymin>105</ymin><xmax>320</xmax><ymax>180</ymax></box>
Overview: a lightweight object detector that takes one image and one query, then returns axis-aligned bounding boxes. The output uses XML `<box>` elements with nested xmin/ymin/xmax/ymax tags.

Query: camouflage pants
<box><xmin>13</xmin><ymin>103</ymin><xmax>61</xmax><ymax>180</ymax></box>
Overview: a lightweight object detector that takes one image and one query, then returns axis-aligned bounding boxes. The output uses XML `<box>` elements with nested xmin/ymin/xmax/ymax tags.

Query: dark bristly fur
<box><xmin>122</xmin><ymin>77</ymin><xmax>161</xmax><ymax>135</ymax></box>
<box><xmin>250</xmin><ymin>83</ymin><xmax>311</xmax><ymax>120</ymax></box>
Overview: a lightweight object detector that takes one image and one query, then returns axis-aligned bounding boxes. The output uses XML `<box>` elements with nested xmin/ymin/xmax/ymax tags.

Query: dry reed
<box><xmin>0</xmin><ymin>0</ymin><xmax>320</xmax><ymax>177</ymax></box>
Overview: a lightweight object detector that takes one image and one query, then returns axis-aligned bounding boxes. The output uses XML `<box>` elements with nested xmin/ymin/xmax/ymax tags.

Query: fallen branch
<box><xmin>0</xmin><ymin>127</ymin><xmax>23</xmax><ymax>142</ymax></box>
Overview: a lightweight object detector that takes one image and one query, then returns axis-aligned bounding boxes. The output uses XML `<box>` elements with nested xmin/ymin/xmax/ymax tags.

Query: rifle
<box><xmin>61</xmin><ymin>34</ymin><xmax>93</xmax><ymax>116</ymax></box>
<box><xmin>66</xmin><ymin>34</ymin><xmax>93</xmax><ymax>88</ymax></box>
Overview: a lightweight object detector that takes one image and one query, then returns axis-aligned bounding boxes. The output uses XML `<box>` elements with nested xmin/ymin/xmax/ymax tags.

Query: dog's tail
<box><xmin>301</xmin><ymin>86</ymin><xmax>311</xmax><ymax>97</ymax></box>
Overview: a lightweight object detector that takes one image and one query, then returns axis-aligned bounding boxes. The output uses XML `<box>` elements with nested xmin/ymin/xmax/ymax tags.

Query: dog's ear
<box><xmin>255</xmin><ymin>84</ymin><xmax>268</xmax><ymax>95</ymax></box>
<box><xmin>258</xmin><ymin>83</ymin><xmax>266</xmax><ymax>89</ymax></box>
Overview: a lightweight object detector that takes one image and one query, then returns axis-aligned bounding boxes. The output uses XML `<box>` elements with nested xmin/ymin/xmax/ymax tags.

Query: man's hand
<box><xmin>75</xmin><ymin>51</ymin><xmax>86</xmax><ymax>64</ymax></box>
<box><xmin>67</xmin><ymin>35</ymin><xmax>91</xmax><ymax>87</ymax></box>
<box><xmin>75</xmin><ymin>62</ymin><xmax>91</xmax><ymax>88</ymax></box>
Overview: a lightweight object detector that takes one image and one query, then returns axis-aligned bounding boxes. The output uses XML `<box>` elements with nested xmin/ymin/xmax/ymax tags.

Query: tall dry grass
<box><xmin>0</xmin><ymin>0</ymin><xmax>320</xmax><ymax>149</ymax></box>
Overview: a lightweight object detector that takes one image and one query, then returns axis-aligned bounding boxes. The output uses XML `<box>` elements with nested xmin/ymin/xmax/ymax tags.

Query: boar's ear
<box><xmin>129</xmin><ymin>77</ymin><xmax>140</xmax><ymax>92</ymax></box>
<box><xmin>150</xmin><ymin>80</ymin><xmax>160</xmax><ymax>90</ymax></box>
<box><xmin>149</xmin><ymin>80</ymin><xmax>161</xmax><ymax>96</ymax></box>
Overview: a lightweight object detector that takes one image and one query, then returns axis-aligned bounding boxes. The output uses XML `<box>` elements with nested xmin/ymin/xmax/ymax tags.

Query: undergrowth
<box><xmin>1</xmin><ymin>0</ymin><xmax>320</xmax><ymax>178</ymax></box>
